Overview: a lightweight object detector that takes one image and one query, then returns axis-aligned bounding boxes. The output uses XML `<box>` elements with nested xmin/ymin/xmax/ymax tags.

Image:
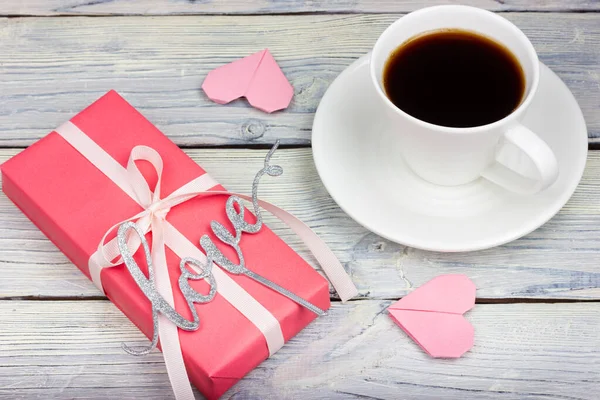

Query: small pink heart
<box><xmin>388</xmin><ymin>274</ymin><xmax>476</xmax><ymax>358</ymax></box>
<box><xmin>202</xmin><ymin>49</ymin><xmax>293</xmax><ymax>113</ymax></box>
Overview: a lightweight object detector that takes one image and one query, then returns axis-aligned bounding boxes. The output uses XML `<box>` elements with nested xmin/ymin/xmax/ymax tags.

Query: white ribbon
<box><xmin>54</xmin><ymin>120</ymin><xmax>358</xmax><ymax>400</ymax></box>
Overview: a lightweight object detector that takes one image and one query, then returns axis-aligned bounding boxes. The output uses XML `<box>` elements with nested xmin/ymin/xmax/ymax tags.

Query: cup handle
<box><xmin>481</xmin><ymin>123</ymin><xmax>559</xmax><ymax>194</ymax></box>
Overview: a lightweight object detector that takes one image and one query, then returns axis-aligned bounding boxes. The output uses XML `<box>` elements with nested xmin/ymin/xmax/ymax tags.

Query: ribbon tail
<box><xmin>152</xmin><ymin>218</ymin><xmax>196</xmax><ymax>400</ymax></box>
<box><xmin>210</xmin><ymin>192</ymin><xmax>358</xmax><ymax>302</ymax></box>
<box><xmin>253</xmin><ymin>197</ymin><xmax>359</xmax><ymax>302</ymax></box>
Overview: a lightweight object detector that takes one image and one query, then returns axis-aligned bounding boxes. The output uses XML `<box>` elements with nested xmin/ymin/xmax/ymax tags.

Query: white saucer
<box><xmin>312</xmin><ymin>54</ymin><xmax>588</xmax><ymax>252</ymax></box>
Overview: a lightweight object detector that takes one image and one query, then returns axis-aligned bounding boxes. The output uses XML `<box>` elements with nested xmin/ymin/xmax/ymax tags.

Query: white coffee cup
<box><xmin>370</xmin><ymin>5</ymin><xmax>558</xmax><ymax>194</ymax></box>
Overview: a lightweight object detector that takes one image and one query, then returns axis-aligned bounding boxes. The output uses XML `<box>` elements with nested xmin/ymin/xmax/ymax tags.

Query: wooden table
<box><xmin>1</xmin><ymin>1</ymin><xmax>599</xmax><ymax>399</ymax></box>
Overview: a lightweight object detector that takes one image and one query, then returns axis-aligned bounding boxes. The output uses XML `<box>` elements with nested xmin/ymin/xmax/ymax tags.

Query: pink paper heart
<box><xmin>201</xmin><ymin>49</ymin><xmax>293</xmax><ymax>113</ymax></box>
<box><xmin>388</xmin><ymin>274</ymin><xmax>476</xmax><ymax>358</ymax></box>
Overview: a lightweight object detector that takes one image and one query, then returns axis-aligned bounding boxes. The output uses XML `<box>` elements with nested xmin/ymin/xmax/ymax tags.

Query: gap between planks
<box><xmin>2</xmin><ymin>0</ymin><xmax>600</xmax><ymax>17</ymax></box>
<box><xmin>0</xmin><ymin>143</ymin><xmax>314</xmax><ymax>150</ymax></box>
<box><xmin>3</xmin><ymin>9</ymin><xmax>600</xmax><ymax>17</ymax></box>
<box><xmin>2</xmin><ymin>296</ymin><xmax>600</xmax><ymax>304</ymax></box>
<box><xmin>4</xmin><ymin>143</ymin><xmax>600</xmax><ymax>150</ymax></box>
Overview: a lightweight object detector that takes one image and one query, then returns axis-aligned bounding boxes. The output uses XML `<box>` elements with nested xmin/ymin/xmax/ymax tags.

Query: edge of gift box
<box><xmin>0</xmin><ymin>90</ymin><xmax>332</xmax><ymax>399</ymax></box>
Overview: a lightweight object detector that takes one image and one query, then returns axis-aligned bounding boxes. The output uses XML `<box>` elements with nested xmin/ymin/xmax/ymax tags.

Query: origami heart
<box><xmin>201</xmin><ymin>49</ymin><xmax>294</xmax><ymax>113</ymax></box>
<box><xmin>388</xmin><ymin>274</ymin><xmax>476</xmax><ymax>358</ymax></box>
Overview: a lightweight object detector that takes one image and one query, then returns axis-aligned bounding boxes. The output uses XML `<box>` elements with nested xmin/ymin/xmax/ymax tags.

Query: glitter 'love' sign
<box><xmin>117</xmin><ymin>143</ymin><xmax>324</xmax><ymax>355</ymax></box>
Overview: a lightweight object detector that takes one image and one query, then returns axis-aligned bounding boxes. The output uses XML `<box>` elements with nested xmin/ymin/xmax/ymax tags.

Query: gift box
<box><xmin>0</xmin><ymin>90</ymin><xmax>334</xmax><ymax>399</ymax></box>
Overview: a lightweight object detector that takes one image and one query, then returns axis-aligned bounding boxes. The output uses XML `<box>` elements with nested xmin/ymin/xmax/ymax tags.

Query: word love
<box><xmin>117</xmin><ymin>142</ymin><xmax>324</xmax><ymax>355</ymax></box>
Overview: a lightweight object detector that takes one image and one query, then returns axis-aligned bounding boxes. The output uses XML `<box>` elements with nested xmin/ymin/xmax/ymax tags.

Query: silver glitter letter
<box><xmin>117</xmin><ymin>222</ymin><xmax>216</xmax><ymax>355</ymax></box>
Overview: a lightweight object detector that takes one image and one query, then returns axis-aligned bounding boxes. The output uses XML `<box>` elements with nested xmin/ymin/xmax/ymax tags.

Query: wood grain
<box><xmin>0</xmin><ymin>13</ymin><xmax>598</xmax><ymax>147</ymax></box>
<box><xmin>0</xmin><ymin>299</ymin><xmax>598</xmax><ymax>399</ymax></box>
<box><xmin>2</xmin><ymin>148</ymin><xmax>600</xmax><ymax>301</ymax></box>
<box><xmin>1</xmin><ymin>0</ymin><xmax>598</xmax><ymax>15</ymax></box>
<box><xmin>1</xmin><ymin>4</ymin><xmax>597</xmax><ymax>399</ymax></box>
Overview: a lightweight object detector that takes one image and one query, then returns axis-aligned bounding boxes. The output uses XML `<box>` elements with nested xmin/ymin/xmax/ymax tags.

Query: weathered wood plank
<box><xmin>0</xmin><ymin>300</ymin><xmax>598</xmax><ymax>399</ymax></box>
<box><xmin>2</xmin><ymin>148</ymin><xmax>600</xmax><ymax>300</ymax></box>
<box><xmin>0</xmin><ymin>14</ymin><xmax>598</xmax><ymax>147</ymax></box>
<box><xmin>1</xmin><ymin>0</ymin><xmax>598</xmax><ymax>15</ymax></box>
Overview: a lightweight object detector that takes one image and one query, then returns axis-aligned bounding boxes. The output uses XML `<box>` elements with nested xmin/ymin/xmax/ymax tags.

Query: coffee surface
<box><xmin>383</xmin><ymin>29</ymin><xmax>525</xmax><ymax>128</ymax></box>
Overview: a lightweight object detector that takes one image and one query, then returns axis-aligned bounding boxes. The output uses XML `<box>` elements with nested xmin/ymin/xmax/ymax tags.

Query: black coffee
<box><xmin>383</xmin><ymin>29</ymin><xmax>525</xmax><ymax>128</ymax></box>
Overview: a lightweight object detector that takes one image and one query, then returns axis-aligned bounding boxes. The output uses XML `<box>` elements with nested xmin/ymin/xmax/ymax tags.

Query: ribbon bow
<box><xmin>93</xmin><ymin>145</ymin><xmax>213</xmax><ymax>274</ymax></box>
